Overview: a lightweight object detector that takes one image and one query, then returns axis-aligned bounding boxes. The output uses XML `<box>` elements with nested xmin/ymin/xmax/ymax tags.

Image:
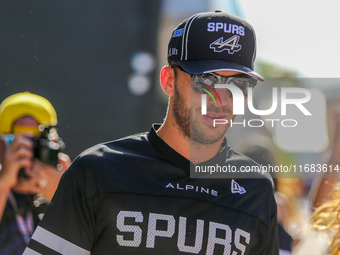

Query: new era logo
<box><xmin>231</xmin><ymin>179</ymin><xmax>246</xmax><ymax>194</ymax></box>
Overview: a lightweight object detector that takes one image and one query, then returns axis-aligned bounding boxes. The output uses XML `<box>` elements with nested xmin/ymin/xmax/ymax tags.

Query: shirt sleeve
<box><xmin>23</xmin><ymin>169</ymin><xmax>94</xmax><ymax>255</ymax></box>
<box><xmin>262</xmin><ymin>206</ymin><xmax>279</xmax><ymax>255</ymax></box>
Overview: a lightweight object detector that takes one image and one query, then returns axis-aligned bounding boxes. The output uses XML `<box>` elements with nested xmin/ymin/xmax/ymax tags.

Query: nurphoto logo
<box><xmin>201</xmin><ymin>84</ymin><xmax>312</xmax><ymax>128</ymax></box>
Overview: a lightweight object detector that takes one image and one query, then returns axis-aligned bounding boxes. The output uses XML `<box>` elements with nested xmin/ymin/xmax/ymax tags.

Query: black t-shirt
<box><xmin>24</xmin><ymin>125</ymin><xmax>278</xmax><ymax>255</ymax></box>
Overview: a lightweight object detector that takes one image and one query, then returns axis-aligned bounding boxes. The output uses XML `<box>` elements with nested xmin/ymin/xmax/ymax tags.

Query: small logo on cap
<box><xmin>209</xmin><ymin>35</ymin><xmax>242</xmax><ymax>54</ymax></box>
<box><xmin>172</xmin><ymin>28</ymin><xmax>184</xmax><ymax>37</ymax></box>
<box><xmin>168</xmin><ymin>48</ymin><xmax>178</xmax><ymax>57</ymax></box>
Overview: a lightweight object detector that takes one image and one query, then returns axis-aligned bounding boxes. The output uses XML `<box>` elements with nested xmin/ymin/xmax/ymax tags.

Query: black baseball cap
<box><xmin>168</xmin><ymin>11</ymin><xmax>264</xmax><ymax>81</ymax></box>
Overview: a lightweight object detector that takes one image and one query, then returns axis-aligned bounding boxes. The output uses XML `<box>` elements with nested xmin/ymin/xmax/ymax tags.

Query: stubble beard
<box><xmin>172</xmin><ymin>83</ymin><xmax>229</xmax><ymax>145</ymax></box>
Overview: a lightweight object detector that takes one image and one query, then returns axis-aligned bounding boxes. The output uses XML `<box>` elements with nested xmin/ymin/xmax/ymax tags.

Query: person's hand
<box><xmin>0</xmin><ymin>135</ymin><xmax>33</xmax><ymax>190</ymax></box>
<box><xmin>13</xmin><ymin>153</ymin><xmax>71</xmax><ymax>201</ymax></box>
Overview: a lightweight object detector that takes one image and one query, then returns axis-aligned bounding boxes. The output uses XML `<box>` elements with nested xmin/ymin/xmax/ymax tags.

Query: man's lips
<box><xmin>202</xmin><ymin>113</ymin><xmax>227</xmax><ymax>126</ymax></box>
<box><xmin>205</xmin><ymin>112</ymin><xmax>226</xmax><ymax>118</ymax></box>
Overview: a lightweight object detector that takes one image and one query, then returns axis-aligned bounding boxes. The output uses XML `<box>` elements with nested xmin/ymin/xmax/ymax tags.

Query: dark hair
<box><xmin>168</xmin><ymin>61</ymin><xmax>179</xmax><ymax>78</ymax></box>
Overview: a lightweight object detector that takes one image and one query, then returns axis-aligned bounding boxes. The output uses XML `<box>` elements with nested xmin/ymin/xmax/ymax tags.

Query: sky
<box><xmin>238</xmin><ymin>0</ymin><xmax>340</xmax><ymax>78</ymax></box>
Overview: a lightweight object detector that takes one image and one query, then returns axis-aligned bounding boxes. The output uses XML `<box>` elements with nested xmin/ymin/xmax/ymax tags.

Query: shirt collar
<box><xmin>147</xmin><ymin>124</ymin><xmax>229</xmax><ymax>174</ymax></box>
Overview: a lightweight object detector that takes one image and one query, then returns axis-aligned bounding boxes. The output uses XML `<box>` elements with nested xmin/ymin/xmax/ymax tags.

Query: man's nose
<box><xmin>214</xmin><ymin>88</ymin><xmax>231</xmax><ymax>106</ymax></box>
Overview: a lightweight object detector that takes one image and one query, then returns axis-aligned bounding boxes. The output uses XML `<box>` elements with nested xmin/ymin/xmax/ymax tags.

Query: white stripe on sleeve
<box><xmin>22</xmin><ymin>247</ymin><xmax>42</xmax><ymax>255</ymax></box>
<box><xmin>30</xmin><ymin>226</ymin><xmax>90</xmax><ymax>255</ymax></box>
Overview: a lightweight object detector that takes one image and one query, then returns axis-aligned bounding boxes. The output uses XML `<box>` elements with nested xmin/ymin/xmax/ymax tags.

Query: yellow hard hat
<box><xmin>0</xmin><ymin>92</ymin><xmax>57</xmax><ymax>134</ymax></box>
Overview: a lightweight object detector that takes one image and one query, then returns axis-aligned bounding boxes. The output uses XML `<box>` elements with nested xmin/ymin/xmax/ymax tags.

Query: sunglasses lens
<box><xmin>191</xmin><ymin>74</ymin><xmax>218</xmax><ymax>94</ymax></box>
<box><xmin>191</xmin><ymin>73</ymin><xmax>256</xmax><ymax>98</ymax></box>
<box><xmin>227</xmin><ymin>77</ymin><xmax>256</xmax><ymax>99</ymax></box>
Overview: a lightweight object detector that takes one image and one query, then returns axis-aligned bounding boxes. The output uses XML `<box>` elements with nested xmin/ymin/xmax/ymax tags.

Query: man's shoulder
<box><xmin>61</xmin><ymin>131</ymin><xmax>163</xmax><ymax>197</ymax></box>
<box><xmin>77</xmin><ymin>131</ymin><xmax>151</xmax><ymax>160</ymax></box>
<box><xmin>66</xmin><ymin>131</ymin><xmax>159</xmax><ymax>177</ymax></box>
<box><xmin>228</xmin><ymin>147</ymin><xmax>261</xmax><ymax>166</ymax></box>
<box><xmin>227</xmin><ymin>147</ymin><xmax>274</xmax><ymax>183</ymax></box>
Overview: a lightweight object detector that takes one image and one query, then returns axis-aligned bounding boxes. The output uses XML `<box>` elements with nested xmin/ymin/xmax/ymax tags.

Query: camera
<box><xmin>1</xmin><ymin>126</ymin><xmax>65</xmax><ymax>178</ymax></box>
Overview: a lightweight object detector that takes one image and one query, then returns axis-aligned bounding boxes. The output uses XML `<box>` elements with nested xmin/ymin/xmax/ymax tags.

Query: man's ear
<box><xmin>160</xmin><ymin>66</ymin><xmax>175</xmax><ymax>97</ymax></box>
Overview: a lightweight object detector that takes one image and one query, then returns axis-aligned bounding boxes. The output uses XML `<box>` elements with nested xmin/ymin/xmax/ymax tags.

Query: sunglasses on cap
<box><xmin>172</xmin><ymin>64</ymin><xmax>257</xmax><ymax>99</ymax></box>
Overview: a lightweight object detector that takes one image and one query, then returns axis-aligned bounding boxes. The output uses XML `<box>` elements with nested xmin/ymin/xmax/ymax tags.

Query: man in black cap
<box><xmin>24</xmin><ymin>11</ymin><xmax>278</xmax><ymax>255</ymax></box>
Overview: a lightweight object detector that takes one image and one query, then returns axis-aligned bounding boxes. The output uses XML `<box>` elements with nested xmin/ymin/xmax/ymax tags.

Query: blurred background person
<box><xmin>308</xmin><ymin>108</ymin><xmax>340</xmax><ymax>255</ymax></box>
<box><xmin>310</xmin><ymin>180</ymin><xmax>340</xmax><ymax>255</ymax></box>
<box><xmin>0</xmin><ymin>92</ymin><xmax>71</xmax><ymax>255</ymax></box>
<box><xmin>242</xmin><ymin>142</ymin><xmax>298</xmax><ymax>255</ymax></box>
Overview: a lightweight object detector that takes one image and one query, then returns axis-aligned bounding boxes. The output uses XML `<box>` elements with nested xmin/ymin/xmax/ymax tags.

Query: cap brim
<box><xmin>177</xmin><ymin>59</ymin><xmax>264</xmax><ymax>82</ymax></box>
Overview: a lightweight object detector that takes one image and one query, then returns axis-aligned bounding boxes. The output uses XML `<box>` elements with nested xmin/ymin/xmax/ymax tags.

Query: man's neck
<box><xmin>156</xmin><ymin>120</ymin><xmax>223</xmax><ymax>165</ymax></box>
